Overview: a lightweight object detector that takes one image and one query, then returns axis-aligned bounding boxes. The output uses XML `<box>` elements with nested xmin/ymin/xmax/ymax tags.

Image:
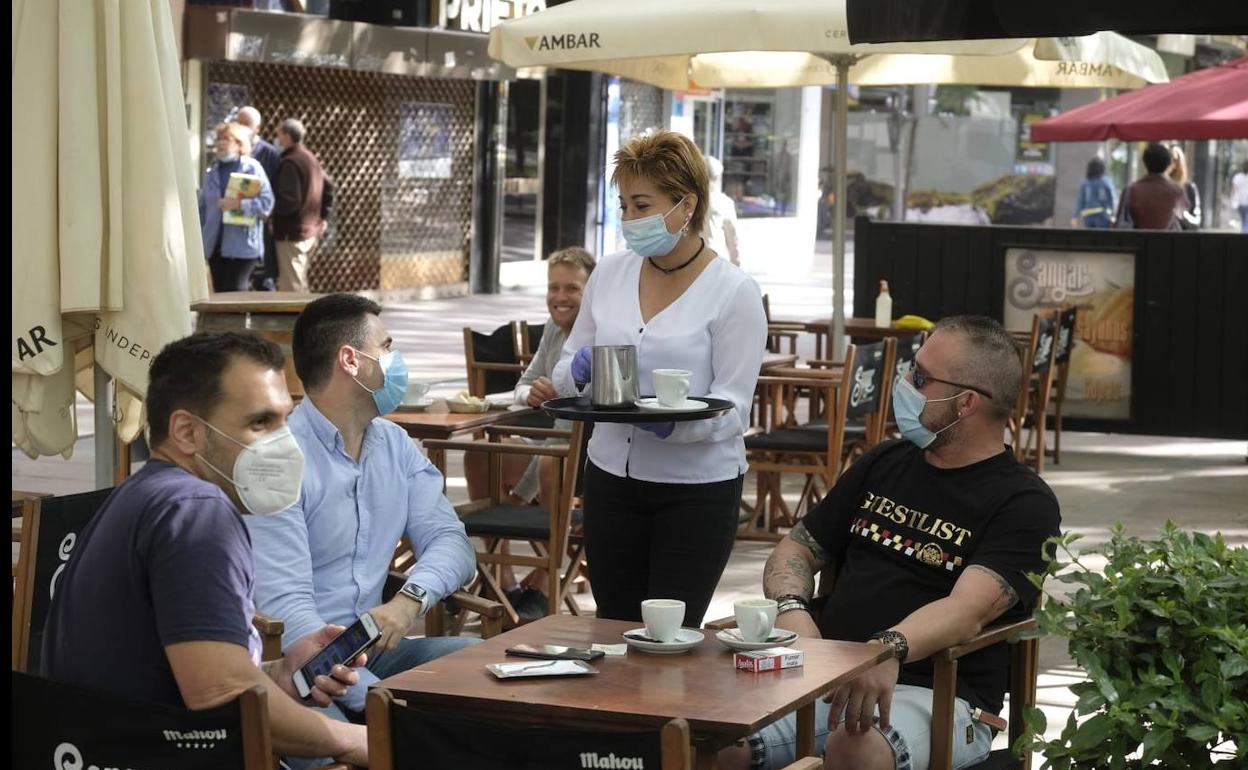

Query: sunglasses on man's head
<box><xmin>906</xmin><ymin>361</ymin><xmax>994</xmax><ymax>400</ymax></box>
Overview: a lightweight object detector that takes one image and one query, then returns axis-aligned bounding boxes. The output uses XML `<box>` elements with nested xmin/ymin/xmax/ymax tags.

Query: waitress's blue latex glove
<box><xmin>571</xmin><ymin>346</ymin><xmax>593</xmax><ymax>387</ymax></box>
<box><xmin>636</xmin><ymin>422</ymin><xmax>674</xmax><ymax>439</ymax></box>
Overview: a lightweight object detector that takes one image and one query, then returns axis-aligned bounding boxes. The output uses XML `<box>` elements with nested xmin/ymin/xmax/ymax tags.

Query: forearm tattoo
<box><xmin>968</xmin><ymin>565</ymin><xmax>1019</xmax><ymax>614</ymax></box>
<box><xmin>763</xmin><ymin>523</ymin><xmax>829</xmax><ymax>600</ymax></box>
<box><xmin>789</xmin><ymin>522</ymin><xmax>831</xmax><ymax>565</ymax></box>
<box><xmin>763</xmin><ymin>553</ymin><xmax>815</xmax><ymax>600</ymax></box>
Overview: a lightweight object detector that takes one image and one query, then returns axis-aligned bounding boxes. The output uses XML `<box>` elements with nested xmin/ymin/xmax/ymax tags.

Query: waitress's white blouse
<box><xmin>552</xmin><ymin>249</ymin><xmax>767</xmax><ymax>484</ymax></box>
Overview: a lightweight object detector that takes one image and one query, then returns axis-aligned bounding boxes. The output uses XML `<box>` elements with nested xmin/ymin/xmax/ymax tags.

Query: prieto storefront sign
<box><xmin>439</xmin><ymin>0</ymin><xmax>547</xmax><ymax>33</ymax></box>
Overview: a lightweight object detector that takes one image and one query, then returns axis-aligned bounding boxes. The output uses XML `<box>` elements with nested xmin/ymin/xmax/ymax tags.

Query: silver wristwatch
<box><xmin>398</xmin><ymin>583</ymin><xmax>428</xmax><ymax>609</ymax></box>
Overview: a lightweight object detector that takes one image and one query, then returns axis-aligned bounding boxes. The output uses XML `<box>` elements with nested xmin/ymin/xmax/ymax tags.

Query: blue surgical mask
<box><xmin>219</xmin><ymin>152</ymin><xmax>239</xmax><ymax>163</ymax></box>
<box><xmin>621</xmin><ymin>196</ymin><xmax>688</xmax><ymax>257</ymax></box>
<box><xmin>353</xmin><ymin>349</ymin><xmax>409</xmax><ymax>416</ymax></box>
<box><xmin>892</xmin><ymin>375</ymin><xmax>965</xmax><ymax>449</ymax></box>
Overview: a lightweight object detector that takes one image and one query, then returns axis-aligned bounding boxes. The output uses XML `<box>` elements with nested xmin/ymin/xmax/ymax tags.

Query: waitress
<box><xmin>553</xmin><ymin>131</ymin><xmax>766</xmax><ymax>627</ymax></box>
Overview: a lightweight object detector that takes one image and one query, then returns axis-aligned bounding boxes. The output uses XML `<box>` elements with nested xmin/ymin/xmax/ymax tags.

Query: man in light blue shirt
<box><xmin>246</xmin><ymin>294</ymin><xmax>477</xmax><ymax>748</ymax></box>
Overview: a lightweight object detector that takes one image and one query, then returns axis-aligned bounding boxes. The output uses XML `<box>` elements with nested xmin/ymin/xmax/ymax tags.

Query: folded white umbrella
<box><xmin>12</xmin><ymin>0</ymin><xmax>209</xmax><ymax>462</ymax></box>
<box><xmin>490</xmin><ymin>1</ymin><xmax>1162</xmax><ymax>355</ymax></box>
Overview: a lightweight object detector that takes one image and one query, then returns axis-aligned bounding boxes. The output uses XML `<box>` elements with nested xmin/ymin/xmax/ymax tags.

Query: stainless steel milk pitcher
<box><xmin>591</xmin><ymin>345</ymin><xmax>639</xmax><ymax>408</ymax></box>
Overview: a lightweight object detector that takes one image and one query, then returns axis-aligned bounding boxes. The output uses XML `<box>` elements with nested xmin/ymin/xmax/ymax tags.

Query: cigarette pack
<box><xmin>734</xmin><ymin>647</ymin><xmax>804</xmax><ymax>673</ymax></box>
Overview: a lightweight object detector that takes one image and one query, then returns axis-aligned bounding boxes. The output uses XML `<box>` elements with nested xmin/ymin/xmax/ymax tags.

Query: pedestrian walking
<box><xmin>1070</xmin><ymin>157</ymin><xmax>1116</xmax><ymax>228</ymax></box>
<box><xmin>272</xmin><ymin>119</ymin><xmax>330</xmax><ymax>293</ymax></box>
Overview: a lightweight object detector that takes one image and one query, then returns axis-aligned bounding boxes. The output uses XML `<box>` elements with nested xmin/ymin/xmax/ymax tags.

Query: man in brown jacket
<box><xmin>273</xmin><ymin>119</ymin><xmax>331</xmax><ymax>292</ymax></box>
<box><xmin>1118</xmin><ymin>143</ymin><xmax>1186</xmax><ymax>230</ymax></box>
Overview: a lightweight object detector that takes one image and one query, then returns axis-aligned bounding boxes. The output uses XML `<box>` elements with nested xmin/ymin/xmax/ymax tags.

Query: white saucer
<box><xmin>715</xmin><ymin>628</ymin><xmax>799</xmax><ymax>652</ymax></box>
<box><xmin>397</xmin><ymin>398</ymin><xmax>434</xmax><ymax>412</ymax></box>
<box><xmin>622</xmin><ymin>628</ymin><xmax>705</xmax><ymax>655</ymax></box>
<box><xmin>634</xmin><ymin>397</ymin><xmax>708</xmax><ymax>413</ymax></box>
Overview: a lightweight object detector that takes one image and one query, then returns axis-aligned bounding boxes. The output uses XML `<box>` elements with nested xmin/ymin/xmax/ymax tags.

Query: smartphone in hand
<box><xmin>505</xmin><ymin>644</ymin><xmax>605</xmax><ymax>662</ymax></box>
<box><xmin>292</xmin><ymin>613</ymin><xmax>381</xmax><ymax>699</ymax></box>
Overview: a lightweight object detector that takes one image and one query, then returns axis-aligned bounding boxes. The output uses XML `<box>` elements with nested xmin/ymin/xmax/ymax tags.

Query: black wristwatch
<box><xmin>869</xmin><ymin>630</ymin><xmax>910</xmax><ymax>663</ymax></box>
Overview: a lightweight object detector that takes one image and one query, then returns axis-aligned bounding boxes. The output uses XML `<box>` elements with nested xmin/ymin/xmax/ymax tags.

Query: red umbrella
<box><xmin>1030</xmin><ymin>56</ymin><xmax>1248</xmax><ymax>142</ymax></box>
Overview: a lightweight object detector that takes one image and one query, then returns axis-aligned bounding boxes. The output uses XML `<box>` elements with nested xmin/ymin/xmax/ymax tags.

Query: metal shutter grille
<box><xmin>205</xmin><ymin>61</ymin><xmax>475</xmax><ymax>293</ymax></box>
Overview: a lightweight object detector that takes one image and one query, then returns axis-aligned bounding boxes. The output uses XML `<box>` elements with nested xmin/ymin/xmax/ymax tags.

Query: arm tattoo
<box><xmin>789</xmin><ymin>522</ymin><xmax>831</xmax><ymax>565</ymax></box>
<box><xmin>763</xmin><ymin>551</ymin><xmax>816</xmax><ymax>601</ymax></box>
<box><xmin>968</xmin><ymin>565</ymin><xmax>1019</xmax><ymax>613</ymax></box>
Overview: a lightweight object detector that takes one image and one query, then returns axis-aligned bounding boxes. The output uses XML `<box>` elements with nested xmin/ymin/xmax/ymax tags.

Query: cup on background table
<box><xmin>652</xmin><ymin>369</ymin><xmax>692</xmax><ymax>407</ymax></box>
<box><xmin>734</xmin><ymin>598</ymin><xmax>778</xmax><ymax>643</ymax></box>
<box><xmin>403</xmin><ymin>381</ymin><xmax>430</xmax><ymax>405</ymax></box>
<box><xmin>641</xmin><ymin>598</ymin><xmax>686</xmax><ymax>643</ymax></box>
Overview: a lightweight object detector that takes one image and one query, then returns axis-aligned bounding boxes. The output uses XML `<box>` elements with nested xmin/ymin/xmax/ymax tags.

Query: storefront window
<box><xmin>723</xmin><ymin>89</ymin><xmax>801</xmax><ymax>218</ymax></box>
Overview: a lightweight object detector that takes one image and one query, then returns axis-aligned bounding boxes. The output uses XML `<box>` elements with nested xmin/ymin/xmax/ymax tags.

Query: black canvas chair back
<box><xmin>469</xmin><ymin>324</ymin><xmax>523</xmax><ymax>395</ymax></box>
<box><xmin>390</xmin><ymin>703</ymin><xmax>666</xmax><ymax>770</ymax></box>
<box><xmin>17</xmin><ymin>487</ymin><xmax>115</xmax><ymax>673</ymax></box>
<box><xmin>1032</xmin><ymin>316</ymin><xmax>1056</xmax><ymax>376</ymax></box>
<box><xmin>845</xmin><ymin>340</ymin><xmax>888</xmax><ymax>418</ymax></box>
<box><xmin>524</xmin><ymin>320</ymin><xmax>545</xmax><ymax>359</ymax></box>
<box><xmin>12</xmin><ymin>672</ymin><xmax>266</xmax><ymax>770</ymax></box>
<box><xmin>894</xmin><ymin>332</ymin><xmax>926</xmax><ymax>381</ymax></box>
<box><xmin>1055</xmin><ymin>307</ymin><xmax>1078</xmax><ymax>364</ymax></box>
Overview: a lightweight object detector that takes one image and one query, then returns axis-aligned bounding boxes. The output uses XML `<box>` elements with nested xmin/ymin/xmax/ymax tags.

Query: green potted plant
<box><xmin>1019</xmin><ymin>522</ymin><xmax>1247</xmax><ymax>768</ymax></box>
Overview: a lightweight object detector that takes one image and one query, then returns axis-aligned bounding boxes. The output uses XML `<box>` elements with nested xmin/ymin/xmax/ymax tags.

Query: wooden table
<box><xmin>387</xmin><ymin>406</ymin><xmax>537</xmax><ymax>474</ymax></box>
<box><xmin>760</xmin><ymin>352</ymin><xmax>800</xmax><ymax>371</ymax></box>
<box><xmin>377</xmin><ymin>615</ymin><xmax>889</xmax><ymax>769</ymax></box>
<box><xmin>783</xmin><ymin>318</ymin><xmax>923</xmax><ymax>359</ymax></box>
<box><xmin>192</xmin><ymin>292</ymin><xmax>322</xmax><ymax>398</ymax></box>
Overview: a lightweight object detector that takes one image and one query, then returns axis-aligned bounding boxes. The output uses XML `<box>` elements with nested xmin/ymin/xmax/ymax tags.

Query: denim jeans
<box><xmin>284</xmin><ymin>635</ymin><xmax>481</xmax><ymax>769</ymax></box>
<box><xmin>749</xmin><ymin>684</ymin><xmax>993</xmax><ymax>770</ymax></box>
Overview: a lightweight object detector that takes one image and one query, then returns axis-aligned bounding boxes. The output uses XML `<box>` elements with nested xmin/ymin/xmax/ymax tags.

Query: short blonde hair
<box><xmin>547</xmin><ymin>246</ymin><xmax>596</xmax><ymax>276</ymax></box>
<box><xmin>612</xmin><ymin>131</ymin><xmax>709</xmax><ymax>235</ymax></box>
<box><xmin>216</xmin><ymin>122</ymin><xmax>253</xmax><ymax>155</ymax></box>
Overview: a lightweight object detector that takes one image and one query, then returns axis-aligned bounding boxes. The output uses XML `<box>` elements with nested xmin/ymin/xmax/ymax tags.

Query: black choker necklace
<box><xmin>648</xmin><ymin>238</ymin><xmax>705</xmax><ymax>275</ymax></box>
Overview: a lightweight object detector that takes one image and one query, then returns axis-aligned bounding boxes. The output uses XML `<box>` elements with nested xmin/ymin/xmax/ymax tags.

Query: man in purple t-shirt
<box><xmin>40</xmin><ymin>332</ymin><xmax>368</xmax><ymax>767</ymax></box>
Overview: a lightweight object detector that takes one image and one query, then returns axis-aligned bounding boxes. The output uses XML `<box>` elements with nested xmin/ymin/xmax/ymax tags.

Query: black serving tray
<box><xmin>541</xmin><ymin>396</ymin><xmax>734</xmax><ymax>424</ymax></box>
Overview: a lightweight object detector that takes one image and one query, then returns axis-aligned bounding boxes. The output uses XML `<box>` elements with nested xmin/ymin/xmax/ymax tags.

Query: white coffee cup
<box><xmin>403</xmin><ymin>381</ymin><xmax>430</xmax><ymax>405</ymax></box>
<box><xmin>641</xmin><ymin>598</ymin><xmax>686</xmax><ymax>643</ymax></box>
<box><xmin>734</xmin><ymin>598</ymin><xmax>778</xmax><ymax>643</ymax></box>
<box><xmin>652</xmin><ymin>369</ymin><xmax>692</xmax><ymax>408</ymax></box>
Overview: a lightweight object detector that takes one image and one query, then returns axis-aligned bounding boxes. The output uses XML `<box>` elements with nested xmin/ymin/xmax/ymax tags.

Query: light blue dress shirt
<box><xmin>245</xmin><ymin>397</ymin><xmax>475</xmax><ymax>707</ymax></box>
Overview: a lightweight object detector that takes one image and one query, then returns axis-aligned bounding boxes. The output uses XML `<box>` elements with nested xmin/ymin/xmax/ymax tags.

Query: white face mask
<box><xmin>195</xmin><ymin>419</ymin><xmax>305</xmax><ymax>516</ymax></box>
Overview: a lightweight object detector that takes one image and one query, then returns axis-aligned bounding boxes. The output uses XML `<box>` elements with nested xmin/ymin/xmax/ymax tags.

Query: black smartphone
<box><xmin>292</xmin><ymin>613</ymin><xmax>381</xmax><ymax>699</ymax></box>
<box><xmin>505</xmin><ymin>644</ymin><xmax>605</xmax><ymax>662</ymax></box>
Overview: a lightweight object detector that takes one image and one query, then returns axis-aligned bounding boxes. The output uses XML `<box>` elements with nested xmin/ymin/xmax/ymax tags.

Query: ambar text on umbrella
<box><xmin>15</xmin><ymin>326</ymin><xmax>57</xmax><ymax>361</ymax></box>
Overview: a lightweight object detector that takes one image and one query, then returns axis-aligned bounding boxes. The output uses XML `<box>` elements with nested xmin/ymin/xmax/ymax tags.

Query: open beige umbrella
<box><xmin>490</xmin><ymin>1</ymin><xmax>1163</xmax><ymax>356</ymax></box>
<box><xmin>12</xmin><ymin>0</ymin><xmax>208</xmax><ymax>479</ymax></box>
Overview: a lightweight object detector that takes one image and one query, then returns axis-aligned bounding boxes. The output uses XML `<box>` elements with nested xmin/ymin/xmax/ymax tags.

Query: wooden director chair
<box><xmin>253</xmin><ymin>540</ymin><xmax>506</xmax><ymax>663</ymax></box>
<box><xmin>705</xmin><ymin>603</ymin><xmax>1039</xmax><ymax>770</ymax></box>
<box><xmin>13</xmin><ymin>673</ymin><xmax>277</xmax><ymax>770</ymax></box>
<box><xmin>1008</xmin><ymin>314</ymin><xmax>1058</xmax><ymax>473</ymax></box>
<box><xmin>463</xmin><ymin>323</ymin><xmax>527</xmax><ymax>398</ymax></box>
<box><xmin>742</xmin><ymin>346</ymin><xmax>857</xmax><ymax>540</ymax></box>
<box><xmin>423</xmin><ymin>421</ymin><xmax>589</xmax><ymax>629</ymax></box>
<box><xmin>1046</xmin><ymin>307</ymin><xmax>1079</xmax><ymax>466</ymax></box>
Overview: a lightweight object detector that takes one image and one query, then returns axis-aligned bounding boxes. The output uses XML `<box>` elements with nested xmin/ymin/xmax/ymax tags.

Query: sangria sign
<box><xmin>1004</xmin><ymin>247</ymin><xmax>1134</xmax><ymax>420</ymax></box>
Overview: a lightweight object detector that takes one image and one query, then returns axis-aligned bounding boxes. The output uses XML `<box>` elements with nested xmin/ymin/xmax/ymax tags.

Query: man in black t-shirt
<box><xmin>725</xmin><ymin>316</ymin><xmax>1061</xmax><ymax>770</ymax></box>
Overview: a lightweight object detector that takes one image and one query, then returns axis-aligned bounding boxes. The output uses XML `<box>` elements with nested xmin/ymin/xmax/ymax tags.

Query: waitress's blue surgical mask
<box><xmin>621</xmin><ymin>196</ymin><xmax>688</xmax><ymax>257</ymax></box>
<box><xmin>353</xmin><ymin>348</ymin><xmax>410</xmax><ymax>416</ymax></box>
<box><xmin>892</xmin><ymin>375</ymin><xmax>966</xmax><ymax>449</ymax></box>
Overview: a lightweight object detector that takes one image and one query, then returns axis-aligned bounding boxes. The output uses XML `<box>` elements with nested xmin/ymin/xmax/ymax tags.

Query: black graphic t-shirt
<box><xmin>804</xmin><ymin>440</ymin><xmax>1061</xmax><ymax>714</ymax></box>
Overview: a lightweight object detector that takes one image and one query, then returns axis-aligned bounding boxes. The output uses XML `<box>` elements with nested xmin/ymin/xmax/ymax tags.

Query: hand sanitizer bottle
<box><xmin>874</xmin><ymin>280</ymin><xmax>893</xmax><ymax>328</ymax></box>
